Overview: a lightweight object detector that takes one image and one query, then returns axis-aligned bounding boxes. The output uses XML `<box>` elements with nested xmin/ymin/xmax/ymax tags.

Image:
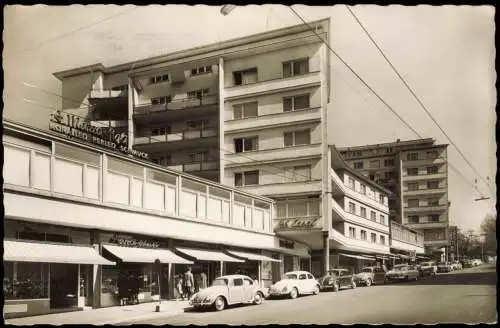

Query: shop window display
<box><xmin>4</xmin><ymin>262</ymin><xmax>49</xmax><ymax>300</ymax></box>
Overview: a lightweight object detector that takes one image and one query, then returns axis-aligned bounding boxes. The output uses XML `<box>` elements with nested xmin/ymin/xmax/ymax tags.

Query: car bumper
<box><xmin>189</xmin><ymin>300</ymin><xmax>213</xmax><ymax>307</ymax></box>
<box><xmin>269</xmin><ymin>290</ymin><xmax>291</xmax><ymax>296</ymax></box>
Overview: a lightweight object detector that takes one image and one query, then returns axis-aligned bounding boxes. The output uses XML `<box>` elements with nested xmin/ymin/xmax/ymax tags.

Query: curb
<box><xmin>98</xmin><ymin>307</ymin><xmax>189</xmax><ymax>325</ymax></box>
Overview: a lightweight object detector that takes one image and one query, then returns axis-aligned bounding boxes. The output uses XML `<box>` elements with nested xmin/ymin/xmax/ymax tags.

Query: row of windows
<box><xmin>406</xmin><ymin>166</ymin><xmax>441</xmax><ymax>176</ymax></box>
<box><xmin>233</xmin><ymin>130</ymin><xmax>311</xmax><ymax>153</ymax></box>
<box><xmin>276</xmin><ymin>198</ymin><xmax>321</xmax><ymax>218</ymax></box>
<box><xmin>407</xmin><ymin>198</ymin><xmax>442</xmax><ymax>208</ymax></box>
<box><xmin>232</xmin><ymin>93</ymin><xmax>311</xmax><ymax>120</ymax></box>
<box><xmin>150</xmin><ymin>88</ymin><xmax>210</xmax><ymax>105</ymax></box>
<box><xmin>147</xmin><ymin>65</ymin><xmax>214</xmax><ymax>86</ymax></box>
<box><xmin>232</xmin><ymin>58</ymin><xmax>309</xmax><ymax>86</ymax></box>
<box><xmin>406</xmin><ymin>180</ymin><xmax>442</xmax><ymax>191</ymax></box>
<box><xmin>344</xmin><ymin>148</ymin><xmax>394</xmax><ymax>158</ymax></box>
<box><xmin>348</xmin><ymin>226</ymin><xmax>386</xmax><ymax>245</ymax></box>
<box><xmin>347</xmin><ymin>201</ymin><xmax>386</xmax><ymax>226</ymax></box>
<box><xmin>353</xmin><ymin>158</ymin><xmax>395</xmax><ymax>170</ymax></box>
<box><xmin>406</xmin><ymin>151</ymin><xmax>440</xmax><ymax>161</ymax></box>
<box><xmin>346</xmin><ymin>176</ymin><xmax>387</xmax><ymax>205</ymax></box>
<box><xmin>146</xmin><ymin>120</ymin><xmax>212</xmax><ymax>137</ymax></box>
<box><xmin>151</xmin><ymin>150</ymin><xmax>212</xmax><ymax>166</ymax></box>
<box><xmin>235</xmin><ymin>165</ymin><xmax>313</xmax><ymax>186</ymax></box>
<box><xmin>408</xmin><ymin>214</ymin><xmax>441</xmax><ymax>224</ymax></box>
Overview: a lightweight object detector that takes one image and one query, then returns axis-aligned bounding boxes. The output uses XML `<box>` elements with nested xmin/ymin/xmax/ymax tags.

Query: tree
<box><xmin>480</xmin><ymin>214</ymin><xmax>497</xmax><ymax>256</ymax></box>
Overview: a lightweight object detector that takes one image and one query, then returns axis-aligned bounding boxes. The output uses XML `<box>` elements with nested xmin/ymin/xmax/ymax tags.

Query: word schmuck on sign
<box><xmin>49</xmin><ymin>110</ymin><xmax>148</xmax><ymax>159</ymax></box>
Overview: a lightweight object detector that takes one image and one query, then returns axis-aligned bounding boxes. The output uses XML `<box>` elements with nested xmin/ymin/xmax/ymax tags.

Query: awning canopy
<box><xmin>103</xmin><ymin>245</ymin><xmax>193</xmax><ymax>264</ymax></box>
<box><xmin>4</xmin><ymin>240</ymin><xmax>115</xmax><ymax>265</ymax></box>
<box><xmin>398</xmin><ymin>254</ymin><xmax>411</xmax><ymax>259</ymax></box>
<box><xmin>175</xmin><ymin>247</ymin><xmax>244</xmax><ymax>262</ymax></box>
<box><xmin>227</xmin><ymin>250</ymin><xmax>281</xmax><ymax>262</ymax></box>
<box><xmin>339</xmin><ymin>253</ymin><xmax>376</xmax><ymax>261</ymax></box>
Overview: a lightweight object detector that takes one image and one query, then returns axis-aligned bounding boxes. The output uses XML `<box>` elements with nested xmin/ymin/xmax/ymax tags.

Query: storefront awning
<box><xmin>175</xmin><ymin>247</ymin><xmax>244</xmax><ymax>262</ymax></box>
<box><xmin>3</xmin><ymin>240</ymin><xmax>115</xmax><ymax>265</ymax></box>
<box><xmin>398</xmin><ymin>254</ymin><xmax>411</xmax><ymax>259</ymax></box>
<box><xmin>227</xmin><ymin>250</ymin><xmax>281</xmax><ymax>262</ymax></box>
<box><xmin>339</xmin><ymin>253</ymin><xmax>376</xmax><ymax>261</ymax></box>
<box><xmin>103</xmin><ymin>244</ymin><xmax>193</xmax><ymax>264</ymax></box>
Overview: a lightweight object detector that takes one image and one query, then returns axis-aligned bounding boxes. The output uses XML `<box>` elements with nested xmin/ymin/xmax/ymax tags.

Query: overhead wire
<box><xmin>344</xmin><ymin>5</ymin><xmax>495</xmax><ymax>198</ymax></box>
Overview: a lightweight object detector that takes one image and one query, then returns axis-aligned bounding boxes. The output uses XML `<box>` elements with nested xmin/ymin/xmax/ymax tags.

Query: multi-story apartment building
<box><xmin>53</xmin><ymin>19</ymin><xmax>333</xmax><ymax>274</ymax></box>
<box><xmin>338</xmin><ymin>138</ymin><xmax>450</xmax><ymax>259</ymax></box>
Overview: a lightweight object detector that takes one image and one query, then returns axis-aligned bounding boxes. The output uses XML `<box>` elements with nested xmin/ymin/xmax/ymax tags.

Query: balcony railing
<box><xmin>404</xmin><ymin>204</ymin><xmax>448</xmax><ymax>212</ymax></box>
<box><xmin>90</xmin><ymin>90</ymin><xmax>128</xmax><ymax>98</ymax></box>
<box><xmin>403</xmin><ymin>187</ymin><xmax>447</xmax><ymax>195</ymax></box>
<box><xmin>3</xmin><ymin>139</ymin><xmax>273</xmax><ymax>234</ymax></box>
<box><xmin>134</xmin><ymin>95</ymin><xmax>218</xmax><ymax>116</ymax></box>
<box><xmin>134</xmin><ymin>128</ymin><xmax>218</xmax><ymax>145</ymax></box>
<box><xmin>167</xmin><ymin>160</ymin><xmax>219</xmax><ymax>173</ymax></box>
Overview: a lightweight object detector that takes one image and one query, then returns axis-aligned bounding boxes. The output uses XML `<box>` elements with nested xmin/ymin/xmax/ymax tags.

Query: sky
<box><xmin>3</xmin><ymin>5</ymin><xmax>496</xmax><ymax>232</ymax></box>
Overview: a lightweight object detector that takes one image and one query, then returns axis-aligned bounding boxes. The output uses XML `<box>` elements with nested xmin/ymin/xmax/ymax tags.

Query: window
<box><xmin>153</xmin><ymin>155</ymin><xmax>171</xmax><ymax>166</ymax></box>
<box><xmin>408</xmin><ymin>215</ymin><xmax>419</xmax><ymax>224</ymax></box>
<box><xmin>233</xmin><ymin>68</ymin><xmax>258</xmax><ymax>85</ymax></box>
<box><xmin>233</xmin><ymin>102</ymin><xmax>258</xmax><ymax>119</ymax></box>
<box><xmin>408</xmin><ymin>199</ymin><xmax>419</xmax><ymax>208</ymax></box>
<box><xmin>235</xmin><ymin>171</ymin><xmax>259</xmax><ymax>186</ymax></box>
<box><xmin>283</xmin><ymin>58</ymin><xmax>309</xmax><ymax>78</ymax></box>
<box><xmin>151</xmin><ymin>126</ymin><xmax>170</xmax><ymax>136</ymax></box>
<box><xmin>299</xmin><ymin>274</ymin><xmax>307</xmax><ymax>280</ymax></box>
<box><xmin>348</xmin><ymin>177</ymin><xmax>355</xmax><ymax>189</ymax></box>
<box><xmin>379</xmin><ymin>194</ymin><xmax>385</xmax><ymax>204</ymax></box>
<box><xmin>389</xmin><ymin>215</ymin><xmax>396</xmax><ymax>221</ymax></box>
<box><xmin>407</xmin><ymin>153</ymin><xmax>419</xmax><ymax>161</ymax></box>
<box><xmin>427</xmin><ymin>166</ymin><xmax>439</xmax><ymax>174</ymax></box>
<box><xmin>149</xmin><ymin>74</ymin><xmax>169</xmax><ymax>84</ymax></box>
<box><xmin>191</xmin><ymin>65</ymin><xmax>213</xmax><ymax>76</ymax></box>
<box><xmin>284</xmin><ymin>130</ymin><xmax>310</xmax><ymax>147</ymax></box>
<box><xmin>384</xmin><ymin>159</ymin><xmax>395</xmax><ymax>166</ymax></box>
<box><xmin>427</xmin><ymin>151</ymin><xmax>439</xmax><ymax>159</ymax></box>
<box><xmin>284</xmin><ymin>165</ymin><xmax>311</xmax><ymax>182</ymax></box>
<box><xmin>370</xmin><ymin>211</ymin><xmax>376</xmax><ymax>221</ymax></box>
<box><xmin>389</xmin><ymin>199</ymin><xmax>396</xmax><ymax>207</ymax></box>
<box><xmin>370</xmin><ymin>233</ymin><xmax>377</xmax><ymax>243</ymax></box>
<box><xmin>348</xmin><ymin>202</ymin><xmax>356</xmax><ymax>214</ymax></box>
<box><xmin>380</xmin><ymin>235</ymin><xmax>386</xmax><ymax>245</ymax></box>
<box><xmin>380</xmin><ymin>215</ymin><xmax>385</xmax><ymax>226</ymax></box>
<box><xmin>307</xmin><ymin>273</ymin><xmax>314</xmax><ymax>279</ymax></box>
<box><xmin>427</xmin><ymin>180</ymin><xmax>439</xmax><ymax>189</ymax></box>
<box><xmin>369</xmin><ymin>160</ymin><xmax>380</xmax><ymax>168</ymax></box>
<box><xmin>354</xmin><ymin>162</ymin><xmax>364</xmax><ymax>169</ymax></box>
<box><xmin>234</xmin><ymin>137</ymin><xmax>258</xmax><ymax>153</ymax></box>
<box><xmin>360</xmin><ymin>184</ymin><xmax>366</xmax><ymax>195</ymax></box>
<box><xmin>283</xmin><ymin>94</ymin><xmax>310</xmax><ymax>112</ymax></box>
<box><xmin>408</xmin><ymin>182</ymin><xmax>419</xmax><ymax>191</ymax></box>
<box><xmin>233</xmin><ymin>278</ymin><xmax>244</xmax><ymax>286</ymax></box>
<box><xmin>243</xmin><ymin>278</ymin><xmax>253</xmax><ymax>285</ymax></box>
<box><xmin>4</xmin><ymin>262</ymin><xmax>50</xmax><ymax>300</ymax></box>
<box><xmin>349</xmin><ymin>227</ymin><xmax>356</xmax><ymax>238</ymax></box>
<box><xmin>361</xmin><ymin>230</ymin><xmax>367</xmax><ymax>241</ymax></box>
<box><xmin>407</xmin><ymin>168</ymin><xmax>419</xmax><ymax>176</ymax></box>
<box><xmin>187</xmin><ymin>88</ymin><xmax>210</xmax><ymax>99</ymax></box>
<box><xmin>384</xmin><ymin>171</ymin><xmax>396</xmax><ymax>179</ymax></box>
<box><xmin>428</xmin><ymin>198</ymin><xmax>440</xmax><ymax>206</ymax></box>
<box><xmin>151</xmin><ymin>96</ymin><xmax>171</xmax><ymax>105</ymax></box>
<box><xmin>360</xmin><ymin>207</ymin><xmax>367</xmax><ymax>218</ymax></box>
<box><xmin>428</xmin><ymin>214</ymin><xmax>440</xmax><ymax>222</ymax></box>
<box><xmin>188</xmin><ymin>150</ymin><xmax>209</xmax><ymax>163</ymax></box>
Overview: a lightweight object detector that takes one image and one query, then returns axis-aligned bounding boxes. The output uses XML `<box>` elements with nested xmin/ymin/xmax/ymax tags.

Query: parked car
<box><xmin>354</xmin><ymin>266</ymin><xmax>387</xmax><ymax>287</ymax></box>
<box><xmin>189</xmin><ymin>275</ymin><xmax>266</xmax><ymax>311</ymax></box>
<box><xmin>462</xmin><ymin>259</ymin><xmax>473</xmax><ymax>268</ymax></box>
<box><xmin>419</xmin><ymin>261</ymin><xmax>437</xmax><ymax>276</ymax></box>
<box><xmin>437</xmin><ymin>262</ymin><xmax>452</xmax><ymax>273</ymax></box>
<box><xmin>450</xmin><ymin>261</ymin><xmax>463</xmax><ymax>271</ymax></box>
<box><xmin>269</xmin><ymin>271</ymin><xmax>320</xmax><ymax>299</ymax></box>
<box><xmin>386</xmin><ymin>264</ymin><xmax>420</xmax><ymax>282</ymax></box>
<box><xmin>471</xmin><ymin>259</ymin><xmax>483</xmax><ymax>267</ymax></box>
<box><xmin>319</xmin><ymin>268</ymin><xmax>357</xmax><ymax>291</ymax></box>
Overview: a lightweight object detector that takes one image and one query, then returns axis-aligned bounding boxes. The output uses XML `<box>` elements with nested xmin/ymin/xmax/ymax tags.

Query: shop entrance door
<box><xmin>50</xmin><ymin>264</ymin><xmax>78</xmax><ymax>309</ymax></box>
<box><xmin>78</xmin><ymin>264</ymin><xmax>92</xmax><ymax>307</ymax></box>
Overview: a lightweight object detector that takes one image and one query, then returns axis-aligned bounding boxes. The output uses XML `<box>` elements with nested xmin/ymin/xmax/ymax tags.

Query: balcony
<box><xmin>134</xmin><ymin>95</ymin><xmax>218</xmax><ymax>117</ymax></box>
<box><xmin>134</xmin><ymin>128</ymin><xmax>218</xmax><ymax>152</ymax></box>
<box><xmin>90</xmin><ymin>90</ymin><xmax>128</xmax><ymax>99</ymax></box>
<box><xmin>403</xmin><ymin>187</ymin><xmax>447</xmax><ymax>196</ymax></box>
<box><xmin>225</xmin><ymin>107</ymin><xmax>321</xmax><ymax>134</ymax></box>
<box><xmin>331</xmin><ymin>200</ymin><xmax>390</xmax><ymax>234</ymax></box>
<box><xmin>236</xmin><ymin>180</ymin><xmax>322</xmax><ymax>198</ymax></box>
<box><xmin>403</xmin><ymin>172</ymin><xmax>447</xmax><ymax>181</ymax></box>
<box><xmin>402</xmin><ymin>157</ymin><xmax>446</xmax><ymax>167</ymax></box>
<box><xmin>224</xmin><ymin>143</ymin><xmax>322</xmax><ymax>168</ymax></box>
<box><xmin>167</xmin><ymin>161</ymin><xmax>219</xmax><ymax>173</ymax></box>
<box><xmin>404</xmin><ymin>204</ymin><xmax>448</xmax><ymax>213</ymax></box>
<box><xmin>224</xmin><ymin>71</ymin><xmax>321</xmax><ymax>100</ymax></box>
<box><xmin>330</xmin><ymin>228</ymin><xmax>391</xmax><ymax>255</ymax></box>
<box><xmin>405</xmin><ymin>221</ymin><xmax>449</xmax><ymax>230</ymax></box>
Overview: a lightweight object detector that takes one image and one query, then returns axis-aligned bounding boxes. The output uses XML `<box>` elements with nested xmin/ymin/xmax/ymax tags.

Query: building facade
<box><xmin>338</xmin><ymin>139</ymin><xmax>450</xmax><ymax>258</ymax></box>
<box><xmin>2</xmin><ymin>120</ymin><xmax>311</xmax><ymax>318</ymax></box>
<box><xmin>52</xmin><ymin>19</ymin><xmax>333</xmax><ymax>275</ymax></box>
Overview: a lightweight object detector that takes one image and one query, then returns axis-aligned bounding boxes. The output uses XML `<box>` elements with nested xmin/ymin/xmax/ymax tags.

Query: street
<box><xmin>123</xmin><ymin>264</ymin><xmax>497</xmax><ymax>325</ymax></box>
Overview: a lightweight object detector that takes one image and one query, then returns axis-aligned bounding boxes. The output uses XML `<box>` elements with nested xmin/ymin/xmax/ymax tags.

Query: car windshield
<box><xmin>394</xmin><ymin>266</ymin><xmax>408</xmax><ymax>271</ymax></box>
<box><xmin>285</xmin><ymin>273</ymin><xmax>298</xmax><ymax>280</ymax></box>
<box><xmin>211</xmin><ymin>278</ymin><xmax>228</xmax><ymax>286</ymax></box>
<box><xmin>361</xmin><ymin>268</ymin><xmax>373</xmax><ymax>273</ymax></box>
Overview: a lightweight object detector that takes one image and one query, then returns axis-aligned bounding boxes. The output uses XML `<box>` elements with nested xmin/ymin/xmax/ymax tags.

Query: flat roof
<box><xmin>337</xmin><ymin>138</ymin><xmax>449</xmax><ymax>152</ymax></box>
<box><xmin>53</xmin><ymin>18</ymin><xmax>330</xmax><ymax>80</ymax></box>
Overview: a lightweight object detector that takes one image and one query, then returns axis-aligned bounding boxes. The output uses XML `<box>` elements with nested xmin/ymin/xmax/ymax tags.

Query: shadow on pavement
<box><xmin>184</xmin><ymin>302</ymin><xmax>259</xmax><ymax>314</ymax></box>
<box><xmin>384</xmin><ymin>269</ymin><xmax>497</xmax><ymax>287</ymax></box>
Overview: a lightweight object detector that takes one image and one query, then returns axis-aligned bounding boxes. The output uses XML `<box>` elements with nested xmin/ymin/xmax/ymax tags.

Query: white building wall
<box><xmin>61</xmin><ymin>72</ymin><xmax>102</xmax><ymax>110</ymax></box>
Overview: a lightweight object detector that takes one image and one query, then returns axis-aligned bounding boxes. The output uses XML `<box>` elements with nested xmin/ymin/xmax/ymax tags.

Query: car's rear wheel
<box><xmin>213</xmin><ymin>296</ymin><xmax>226</xmax><ymax>311</ymax></box>
<box><xmin>365</xmin><ymin>279</ymin><xmax>372</xmax><ymax>287</ymax></box>
<box><xmin>289</xmin><ymin>287</ymin><xmax>298</xmax><ymax>299</ymax></box>
<box><xmin>313</xmin><ymin>285</ymin><xmax>320</xmax><ymax>295</ymax></box>
<box><xmin>253</xmin><ymin>292</ymin><xmax>264</xmax><ymax>305</ymax></box>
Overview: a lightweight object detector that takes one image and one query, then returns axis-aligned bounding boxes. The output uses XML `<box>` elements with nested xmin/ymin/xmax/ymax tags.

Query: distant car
<box><xmin>471</xmin><ymin>259</ymin><xmax>483</xmax><ymax>267</ymax></box>
<box><xmin>319</xmin><ymin>268</ymin><xmax>357</xmax><ymax>291</ymax></box>
<box><xmin>269</xmin><ymin>271</ymin><xmax>320</xmax><ymax>299</ymax></box>
<box><xmin>450</xmin><ymin>261</ymin><xmax>463</xmax><ymax>271</ymax></box>
<box><xmin>354</xmin><ymin>266</ymin><xmax>387</xmax><ymax>287</ymax></box>
<box><xmin>437</xmin><ymin>262</ymin><xmax>452</xmax><ymax>273</ymax></box>
<box><xmin>189</xmin><ymin>275</ymin><xmax>266</xmax><ymax>311</ymax></box>
<box><xmin>462</xmin><ymin>260</ymin><xmax>473</xmax><ymax>268</ymax></box>
<box><xmin>386</xmin><ymin>264</ymin><xmax>420</xmax><ymax>282</ymax></box>
<box><xmin>419</xmin><ymin>261</ymin><xmax>437</xmax><ymax>276</ymax></box>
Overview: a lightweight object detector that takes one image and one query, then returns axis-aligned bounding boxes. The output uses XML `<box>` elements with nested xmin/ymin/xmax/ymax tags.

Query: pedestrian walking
<box><xmin>176</xmin><ymin>275</ymin><xmax>184</xmax><ymax>300</ymax></box>
<box><xmin>200</xmin><ymin>272</ymin><xmax>208</xmax><ymax>289</ymax></box>
<box><xmin>183</xmin><ymin>267</ymin><xmax>195</xmax><ymax>299</ymax></box>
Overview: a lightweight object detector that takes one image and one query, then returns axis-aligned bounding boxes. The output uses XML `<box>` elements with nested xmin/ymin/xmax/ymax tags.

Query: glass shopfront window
<box><xmin>101</xmin><ymin>266</ymin><xmax>119</xmax><ymax>295</ymax></box>
<box><xmin>4</xmin><ymin>262</ymin><xmax>49</xmax><ymax>300</ymax></box>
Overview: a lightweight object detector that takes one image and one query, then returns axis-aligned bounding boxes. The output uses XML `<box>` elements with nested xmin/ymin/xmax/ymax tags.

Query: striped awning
<box><xmin>103</xmin><ymin>244</ymin><xmax>193</xmax><ymax>264</ymax></box>
<box><xmin>175</xmin><ymin>247</ymin><xmax>244</xmax><ymax>262</ymax></box>
<box><xmin>4</xmin><ymin>240</ymin><xmax>115</xmax><ymax>265</ymax></box>
<box><xmin>227</xmin><ymin>250</ymin><xmax>281</xmax><ymax>262</ymax></box>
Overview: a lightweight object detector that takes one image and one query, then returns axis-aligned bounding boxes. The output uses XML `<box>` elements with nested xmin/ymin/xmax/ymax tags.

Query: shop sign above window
<box><xmin>278</xmin><ymin>218</ymin><xmax>320</xmax><ymax>230</ymax></box>
<box><xmin>109</xmin><ymin>235</ymin><xmax>160</xmax><ymax>249</ymax></box>
<box><xmin>49</xmin><ymin>110</ymin><xmax>148</xmax><ymax>159</ymax></box>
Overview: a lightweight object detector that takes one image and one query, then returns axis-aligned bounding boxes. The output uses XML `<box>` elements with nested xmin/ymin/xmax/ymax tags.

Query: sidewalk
<box><xmin>5</xmin><ymin>300</ymin><xmax>190</xmax><ymax>325</ymax></box>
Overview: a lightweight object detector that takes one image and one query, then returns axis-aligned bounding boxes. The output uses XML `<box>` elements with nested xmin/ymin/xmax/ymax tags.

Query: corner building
<box><xmin>338</xmin><ymin>139</ymin><xmax>450</xmax><ymax>260</ymax></box>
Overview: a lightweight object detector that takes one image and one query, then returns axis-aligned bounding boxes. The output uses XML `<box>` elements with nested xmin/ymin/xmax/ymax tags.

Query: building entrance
<box><xmin>50</xmin><ymin>263</ymin><xmax>78</xmax><ymax>309</ymax></box>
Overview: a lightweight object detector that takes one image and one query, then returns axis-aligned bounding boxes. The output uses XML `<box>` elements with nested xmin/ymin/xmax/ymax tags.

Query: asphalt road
<box><xmin>123</xmin><ymin>264</ymin><xmax>497</xmax><ymax>325</ymax></box>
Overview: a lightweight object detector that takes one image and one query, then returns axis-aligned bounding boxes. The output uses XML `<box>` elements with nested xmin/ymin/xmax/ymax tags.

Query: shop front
<box><xmin>225</xmin><ymin>250</ymin><xmax>281</xmax><ymax>288</ymax></box>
